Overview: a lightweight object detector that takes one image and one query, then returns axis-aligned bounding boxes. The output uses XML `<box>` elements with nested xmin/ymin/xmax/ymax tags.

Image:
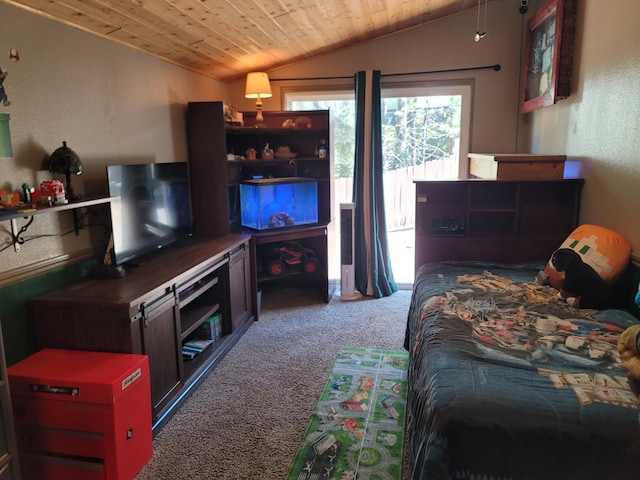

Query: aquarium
<box><xmin>240</xmin><ymin>177</ymin><xmax>318</xmax><ymax>230</ymax></box>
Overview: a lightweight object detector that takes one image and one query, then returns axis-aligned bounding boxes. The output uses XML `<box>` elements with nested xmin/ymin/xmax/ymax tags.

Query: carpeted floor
<box><xmin>135</xmin><ymin>285</ymin><xmax>412</xmax><ymax>480</ymax></box>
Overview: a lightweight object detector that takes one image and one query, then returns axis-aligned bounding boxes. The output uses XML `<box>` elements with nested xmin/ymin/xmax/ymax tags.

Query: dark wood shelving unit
<box><xmin>229</xmin><ymin>110</ymin><xmax>331</xmax><ymax>303</ymax></box>
<box><xmin>225</xmin><ymin>109</ymin><xmax>331</xmax><ymax>230</ymax></box>
<box><xmin>414</xmin><ymin>178</ymin><xmax>584</xmax><ymax>267</ymax></box>
<box><xmin>187</xmin><ymin>102</ymin><xmax>331</xmax><ymax>303</ymax></box>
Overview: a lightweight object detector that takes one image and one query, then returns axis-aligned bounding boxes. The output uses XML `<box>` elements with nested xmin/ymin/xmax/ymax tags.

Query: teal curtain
<box><xmin>352</xmin><ymin>70</ymin><xmax>397</xmax><ymax>298</ymax></box>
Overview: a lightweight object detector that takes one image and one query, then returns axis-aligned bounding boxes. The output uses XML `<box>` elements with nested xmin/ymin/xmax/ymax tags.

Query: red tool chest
<box><xmin>7</xmin><ymin>349</ymin><xmax>153</xmax><ymax>480</ymax></box>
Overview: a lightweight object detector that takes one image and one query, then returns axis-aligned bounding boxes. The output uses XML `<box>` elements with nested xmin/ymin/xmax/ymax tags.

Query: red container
<box><xmin>8</xmin><ymin>349</ymin><xmax>153</xmax><ymax>480</ymax></box>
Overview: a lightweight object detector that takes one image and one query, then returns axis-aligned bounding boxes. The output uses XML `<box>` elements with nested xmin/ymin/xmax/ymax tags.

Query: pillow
<box><xmin>544</xmin><ymin>224</ymin><xmax>631</xmax><ymax>289</ymax></box>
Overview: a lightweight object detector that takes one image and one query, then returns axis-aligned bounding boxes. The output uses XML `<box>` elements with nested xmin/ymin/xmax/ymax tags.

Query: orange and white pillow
<box><xmin>544</xmin><ymin>224</ymin><xmax>631</xmax><ymax>289</ymax></box>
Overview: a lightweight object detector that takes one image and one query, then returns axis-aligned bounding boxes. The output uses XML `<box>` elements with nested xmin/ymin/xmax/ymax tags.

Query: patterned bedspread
<box><xmin>405</xmin><ymin>262</ymin><xmax>640</xmax><ymax>480</ymax></box>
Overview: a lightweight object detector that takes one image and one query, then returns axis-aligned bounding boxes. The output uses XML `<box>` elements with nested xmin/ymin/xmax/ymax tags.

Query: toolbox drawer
<box><xmin>20</xmin><ymin>453</ymin><xmax>105</xmax><ymax>480</ymax></box>
<box><xmin>16</xmin><ymin>425</ymin><xmax>104</xmax><ymax>458</ymax></box>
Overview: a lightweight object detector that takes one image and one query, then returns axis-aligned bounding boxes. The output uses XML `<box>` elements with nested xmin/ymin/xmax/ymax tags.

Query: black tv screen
<box><xmin>107</xmin><ymin>162</ymin><xmax>193</xmax><ymax>266</ymax></box>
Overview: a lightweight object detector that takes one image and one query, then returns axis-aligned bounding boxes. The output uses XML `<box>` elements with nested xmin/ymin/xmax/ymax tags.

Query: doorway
<box><xmin>381</xmin><ymin>84</ymin><xmax>471</xmax><ymax>287</ymax></box>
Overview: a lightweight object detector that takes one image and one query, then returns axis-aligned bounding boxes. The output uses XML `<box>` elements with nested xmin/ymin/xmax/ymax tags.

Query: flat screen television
<box><xmin>107</xmin><ymin>162</ymin><xmax>193</xmax><ymax>266</ymax></box>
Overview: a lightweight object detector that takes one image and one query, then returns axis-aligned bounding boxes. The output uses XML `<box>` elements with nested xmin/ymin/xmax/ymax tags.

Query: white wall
<box><xmin>0</xmin><ymin>3</ymin><xmax>228</xmax><ymax>278</ymax></box>
<box><xmin>527</xmin><ymin>0</ymin><xmax>640</xmax><ymax>258</ymax></box>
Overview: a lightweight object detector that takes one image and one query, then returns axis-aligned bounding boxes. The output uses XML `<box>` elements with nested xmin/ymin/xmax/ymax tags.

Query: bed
<box><xmin>404</xmin><ymin>260</ymin><xmax>640</xmax><ymax>480</ymax></box>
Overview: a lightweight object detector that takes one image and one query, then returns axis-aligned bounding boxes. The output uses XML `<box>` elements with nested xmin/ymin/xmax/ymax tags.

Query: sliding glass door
<box><xmin>381</xmin><ymin>83</ymin><xmax>471</xmax><ymax>286</ymax></box>
<box><xmin>285</xmin><ymin>82</ymin><xmax>471</xmax><ymax>287</ymax></box>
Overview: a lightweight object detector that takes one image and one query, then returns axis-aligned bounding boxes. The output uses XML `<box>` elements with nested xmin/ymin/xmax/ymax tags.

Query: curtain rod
<box><xmin>270</xmin><ymin>64</ymin><xmax>501</xmax><ymax>82</ymax></box>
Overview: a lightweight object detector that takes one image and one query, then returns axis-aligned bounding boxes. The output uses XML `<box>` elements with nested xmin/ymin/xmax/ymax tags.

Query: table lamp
<box><xmin>245</xmin><ymin>72</ymin><xmax>272</xmax><ymax>125</ymax></box>
<box><xmin>48</xmin><ymin>141</ymin><xmax>83</xmax><ymax>201</ymax></box>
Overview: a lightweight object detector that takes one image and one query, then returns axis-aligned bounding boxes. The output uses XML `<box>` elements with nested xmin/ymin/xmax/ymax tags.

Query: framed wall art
<box><xmin>520</xmin><ymin>0</ymin><xmax>576</xmax><ymax>113</ymax></box>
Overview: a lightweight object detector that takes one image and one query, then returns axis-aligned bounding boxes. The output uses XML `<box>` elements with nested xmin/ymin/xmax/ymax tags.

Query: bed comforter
<box><xmin>405</xmin><ymin>262</ymin><xmax>640</xmax><ymax>480</ymax></box>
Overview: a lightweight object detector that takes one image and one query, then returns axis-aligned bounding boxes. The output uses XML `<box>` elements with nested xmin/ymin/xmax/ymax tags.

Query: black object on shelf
<box><xmin>429</xmin><ymin>215</ymin><xmax>466</xmax><ymax>236</ymax></box>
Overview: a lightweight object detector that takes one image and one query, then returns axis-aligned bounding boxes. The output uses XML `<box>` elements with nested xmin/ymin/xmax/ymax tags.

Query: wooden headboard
<box><xmin>413</xmin><ymin>179</ymin><xmax>584</xmax><ymax>266</ymax></box>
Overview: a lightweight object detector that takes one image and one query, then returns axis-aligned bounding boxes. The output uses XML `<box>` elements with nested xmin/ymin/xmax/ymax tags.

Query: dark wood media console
<box><xmin>29</xmin><ymin>234</ymin><xmax>256</xmax><ymax>433</ymax></box>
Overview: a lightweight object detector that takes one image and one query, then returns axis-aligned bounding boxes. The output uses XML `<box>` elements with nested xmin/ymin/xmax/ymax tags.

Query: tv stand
<box><xmin>29</xmin><ymin>234</ymin><xmax>255</xmax><ymax>433</ymax></box>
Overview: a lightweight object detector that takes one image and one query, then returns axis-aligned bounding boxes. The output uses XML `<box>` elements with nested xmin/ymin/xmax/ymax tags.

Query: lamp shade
<box><xmin>245</xmin><ymin>72</ymin><xmax>272</xmax><ymax>99</ymax></box>
<box><xmin>48</xmin><ymin>140</ymin><xmax>83</xmax><ymax>201</ymax></box>
<box><xmin>48</xmin><ymin>141</ymin><xmax>83</xmax><ymax>175</ymax></box>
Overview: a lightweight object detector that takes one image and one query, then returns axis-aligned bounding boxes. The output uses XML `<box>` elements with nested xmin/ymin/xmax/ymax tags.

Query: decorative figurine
<box><xmin>246</xmin><ymin>148</ymin><xmax>257</xmax><ymax>160</ymax></box>
<box><xmin>0</xmin><ymin>190</ymin><xmax>19</xmax><ymax>206</ymax></box>
<box><xmin>40</xmin><ymin>180</ymin><xmax>66</xmax><ymax>205</ymax></box>
<box><xmin>22</xmin><ymin>183</ymin><xmax>34</xmax><ymax>204</ymax></box>
<box><xmin>262</xmin><ymin>142</ymin><xmax>273</xmax><ymax>160</ymax></box>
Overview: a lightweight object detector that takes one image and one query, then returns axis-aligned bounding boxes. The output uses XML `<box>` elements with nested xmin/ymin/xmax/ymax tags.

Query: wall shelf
<box><xmin>0</xmin><ymin>196</ymin><xmax>112</xmax><ymax>252</ymax></box>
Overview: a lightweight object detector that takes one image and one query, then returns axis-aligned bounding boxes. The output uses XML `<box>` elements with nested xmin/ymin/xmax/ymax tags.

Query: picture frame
<box><xmin>520</xmin><ymin>0</ymin><xmax>576</xmax><ymax>113</ymax></box>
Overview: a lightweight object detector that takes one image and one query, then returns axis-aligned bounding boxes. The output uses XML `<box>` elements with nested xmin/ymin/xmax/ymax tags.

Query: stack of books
<box><xmin>182</xmin><ymin>313</ymin><xmax>222</xmax><ymax>360</ymax></box>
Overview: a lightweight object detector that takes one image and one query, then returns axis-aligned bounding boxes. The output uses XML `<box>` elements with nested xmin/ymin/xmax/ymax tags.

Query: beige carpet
<box><xmin>135</xmin><ymin>285</ymin><xmax>412</xmax><ymax>480</ymax></box>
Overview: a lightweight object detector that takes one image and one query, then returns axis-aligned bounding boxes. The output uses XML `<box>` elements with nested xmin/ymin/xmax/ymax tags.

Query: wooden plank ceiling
<box><xmin>2</xmin><ymin>0</ymin><xmax>501</xmax><ymax>83</ymax></box>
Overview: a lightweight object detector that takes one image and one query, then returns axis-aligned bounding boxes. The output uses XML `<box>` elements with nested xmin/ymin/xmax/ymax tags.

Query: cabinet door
<box><xmin>228</xmin><ymin>243</ymin><xmax>252</xmax><ymax>331</ymax></box>
<box><xmin>140</xmin><ymin>295</ymin><xmax>183</xmax><ymax>420</ymax></box>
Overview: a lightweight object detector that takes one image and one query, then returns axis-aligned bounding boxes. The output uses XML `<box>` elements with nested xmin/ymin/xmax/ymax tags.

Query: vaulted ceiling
<box><xmin>3</xmin><ymin>0</ymin><xmax>502</xmax><ymax>83</ymax></box>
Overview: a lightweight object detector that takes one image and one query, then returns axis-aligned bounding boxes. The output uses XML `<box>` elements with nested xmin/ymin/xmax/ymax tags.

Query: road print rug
<box><xmin>285</xmin><ymin>346</ymin><xmax>409</xmax><ymax>480</ymax></box>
